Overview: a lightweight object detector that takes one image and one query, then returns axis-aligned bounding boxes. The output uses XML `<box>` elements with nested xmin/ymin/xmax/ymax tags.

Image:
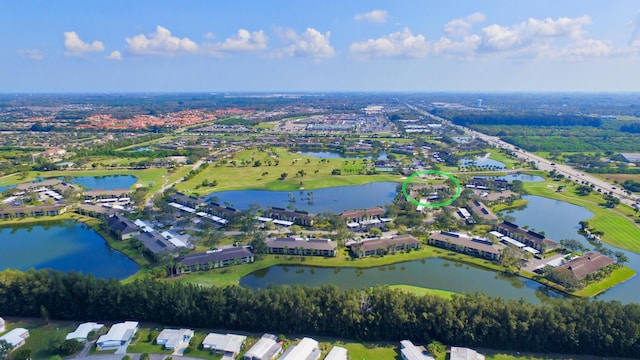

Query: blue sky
<box><xmin>3</xmin><ymin>0</ymin><xmax>640</xmax><ymax>92</ymax></box>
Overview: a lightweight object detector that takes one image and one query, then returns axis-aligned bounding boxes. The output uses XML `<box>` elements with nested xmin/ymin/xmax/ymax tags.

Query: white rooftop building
<box><xmin>400</xmin><ymin>340</ymin><xmax>435</xmax><ymax>360</ymax></box>
<box><xmin>243</xmin><ymin>333</ymin><xmax>282</xmax><ymax>360</ymax></box>
<box><xmin>156</xmin><ymin>328</ymin><xmax>194</xmax><ymax>350</ymax></box>
<box><xmin>450</xmin><ymin>346</ymin><xmax>486</xmax><ymax>360</ymax></box>
<box><xmin>66</xmin><ymin>322</ymin><xmax>104</xmax><ymax>342</ymax></box>
<box><xmin>279</xmin><ymin>337</ymin><xmax>321</xmax><ymax>360</ymax></box>
<box><xmin>324</xmin><ymin>346</ymin><xmax>348</xmax><ymax>360</ymax></box>
<box><xmin>96</xmin><ymin>321</ymin><xmax>138</xmax><ymax>350</ymax></box>
<box><xmin>0</xmin><ymin>328</ymin><xmax>29</xmax><ymax>350</ymax></box>
<box><xmin>202</xmin><ymin>333</ymin><xmax>247</xmax><ymax>358</ymax></box>
<box><xmin>0</xmin><ymin>317</ymin><xmax>5</xmax><ymax>333</ymax></box>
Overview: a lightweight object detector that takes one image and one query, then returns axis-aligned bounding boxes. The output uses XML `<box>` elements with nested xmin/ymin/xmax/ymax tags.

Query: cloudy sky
<box><xmin>3</xmin><ymin>0</ymin><xmax>640</xmax><ymax>92</ymax></box>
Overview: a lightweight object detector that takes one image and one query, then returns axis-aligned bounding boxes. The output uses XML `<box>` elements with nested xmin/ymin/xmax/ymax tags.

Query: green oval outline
<box><xmin>401</xmin><ymin>170</ymin><xmax>462</xmax><ymax>208</ymax></box>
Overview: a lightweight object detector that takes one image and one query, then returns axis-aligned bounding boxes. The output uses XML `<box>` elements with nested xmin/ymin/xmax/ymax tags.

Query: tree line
<box><xmin>436</xmin><ymin>112</ymin><xmax>603</xmax><ymax>127</ymax></box>
<box><xmin>1</xmin><ymin>269</ymin><xmax>639</xmax><ymax>358</ymax></box>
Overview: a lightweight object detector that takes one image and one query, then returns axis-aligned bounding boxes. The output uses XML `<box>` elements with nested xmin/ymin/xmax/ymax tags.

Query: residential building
<box><xmin>450</xmin><ymin>347</ymin><xmax>486</xmax><ymax>360</ymax></box>
<box><xmin>494</xmin><ymin>221</ymin><xmax>558</xmax><ymax>253</ymax></box>
<box><xmin>243</xmin><ymin>333</ymin><xmax>282</xmax><ymax>360</ymax></box>
<box><xmin>341</xmin><ymin>207</ymin><xmax>385</xmax><ymax>224</ymax></box>
<box><xmin>619</xmin><ymin>153</ymin><xmax>640</xmax><ymax>163</ymax></box>
<box><xmin>467</xmin><ymin>199</ymin><xmax>498</xmax><ymax>223</ymax></box>
<box><xmin>66</xmin><ymin>322</ymin><xmax>104</xmax><ymax>342</ymax></box>
<box><xmin>96</xmin><ymin>321</ymin><xmax>139</xmax><ymax>350</ymax></box>
<box><xmin>84</xmin><ymin>189</ymin><xmax>132</xmax><ymax>203</ymax></box>
<box><xmin>156</xmin><ymin>328</ymin><xmax>194</xmax><ymax>350</ymax></box>
<box><xmin>428</xmin><ymin>232</ymin><xmax>501</xmax><ymax>261</ymax></box>
<box><xmin>206</xmin><ymin>202</ymin><xmax>240</xmax><ymax>219</ymax></box>
<box><xmin>266</xmin><ymin>237</ymin><xmax>337</xmax><ymax>257</ymax></box>
<box><xmin>135</xmin><ymin>231</ymin><xmax>178</xmax><ymax>259</ymax></box>
<box><xmin>324</xmin><ymin>346</ymin><xmax>348</xmax><ymax>360</ymax></box>
<box><xmin>106</xmin><ymin>214</ymin><xmax>140</xmax><ymax>240</ymax></box>
<box><xmin>350</xmin><ymin>234</ymin><xmax>421</xmax><ymax>258</ymax></box>
<box><xmin>202</xmin><ymin>333</ymin><xmax>247</xmax><ymax>359</ymax></box>
<box><xmin>0</xmin><ymin>328</ymin><xmax>29</xmax><ymax>350</ymax></box>
<box><xmin>267</xmin><ymin>207</ymin><xmax>315</xmax><ymax>226</ymax></box>
<box><xmin>279</xmin><ymin>337</ymin><xmax>321</xmax><ymax>360</ymax></box>
<box><xmin>0</xmin><ymin>204</ymin><xmax>66</xmax><ymax>219</ymax></box>
<box><xmin>399</xmin><ymin>340</ymin><xmax>435</xmax><ymax>360</ymax></box>
<box><xmin>170</xmin><ymin>192</ymin><xmax>206</xmax><ymax>209</ymax></box>
<box><xmin>175</xmin><ymin>247</ymin><xmax>255</xmax><ymax>274</ymax></box>
<box><xmin>75</xmin><ymin>203</ymin><xmax>117</xmax><ymax>218</ymax></box>
<box><xmin>558</xmin><ymin>252</ymin><xmax>615</xmax><ymax>280</ymax></box>
<box><xmin>0</xmin><ymin>317</ymin><xmax>4</xmax><ymax>333</ymax></box>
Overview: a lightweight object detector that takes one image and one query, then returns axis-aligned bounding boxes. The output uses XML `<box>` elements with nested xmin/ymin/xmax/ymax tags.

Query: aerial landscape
<box><xmin>2</xmin><ymin>1</ymin><xmax>640</xmax><ymax>360</ymax></box>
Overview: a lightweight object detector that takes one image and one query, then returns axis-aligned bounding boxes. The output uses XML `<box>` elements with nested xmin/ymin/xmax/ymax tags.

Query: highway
<box><xmin>413</xmin><ymin>105</ymin><xmax>640</xmax><ymax>209</ymax></box>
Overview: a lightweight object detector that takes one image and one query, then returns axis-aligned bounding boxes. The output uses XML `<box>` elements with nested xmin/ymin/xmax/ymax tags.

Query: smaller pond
<box><xmin>299</xmin><ymin>151</ymin><xmax>388</xmax><ymax>160</ymax></box>
<box><xmin>477</xmin><ymin>174</ymin><xmax>544</xmax><ymax>183</ymax></box>
<box><xmin>207</xmin><ymin>182</ymin><xmax>398</xmax><ymax>213</ymax></box>
<box><xmin>240</xmin><ymin>258</ymin><xmax>564</xmax><ymax>304</ymax></box>
<box><xmin>460</xmin><ymin>155</ymin><xmax>506</xmax><ymax>170</ymax></box>
<box><xmin>61</xmin><ymin>175</ymin><xmax>138</xmax><ymax>190</ymax></box>
<box><xmin>0</xmin><ymin>184</ymin><xmax>16</xmax><ymax>193</ymax></box>
<box><xmin>0</xmin><ymin>221</ymin><xmax>138</xmax><ymax>279</ymax></box>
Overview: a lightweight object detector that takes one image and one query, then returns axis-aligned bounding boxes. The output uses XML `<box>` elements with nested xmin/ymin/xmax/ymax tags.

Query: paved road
<box><xmin>410</xmin><ymin>104</ymin><xmax>639</xmax><ymax>209</ymax></box>
<box><xmin>145</xmin><ymin>158</ymin><xmax>205</xmax><ymax>208</ymax></box>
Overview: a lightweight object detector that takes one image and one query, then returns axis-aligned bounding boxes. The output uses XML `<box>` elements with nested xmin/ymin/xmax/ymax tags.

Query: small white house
<box><xmin>96</xmin><ymin>321</ymin><xmax>138</xmax><ymax>350</ymax></box>
<box><xmin>324</xmin><ymin>346</ymin><xmax>348</xmax><ymax>360</ymax></box>
<box><xmin>202</xmin><ymin>333</ymin><xmax>247</xmax><ymax>358</ymax></box>
<box><xmin>279</xmin><ymin>337</ymin><xmax>321</xmax><ymax>360</ymax></box>
<box><xmin>156</xmin><ymin>329</ymin><xmax>194</xmax><ymax>350</ymax></box>
<box><xmin>0</xmin><ymin>317</ymin><xmax>5</xmax><ymax>333</ymax></box>
<box><xmin>0</xmin><ymin>328</ymin><xmax>29</xmax><ymax>350</ymax></box>
<box><xmin>66</xmin><ymin>322</ymin><xmax>104</xmax><ymax>342</ymax></box>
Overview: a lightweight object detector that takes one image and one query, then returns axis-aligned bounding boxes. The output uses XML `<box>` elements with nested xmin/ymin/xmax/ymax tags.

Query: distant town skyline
<box><xmin>3</xmin><ymin>0</ymin><xmax>640</xmax><ymax>93</ymax></box>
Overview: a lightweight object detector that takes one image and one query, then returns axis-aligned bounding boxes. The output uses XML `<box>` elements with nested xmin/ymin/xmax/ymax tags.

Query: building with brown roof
<box><xmin>0</xmin><ymin>204</ymin><xmax>67</xmax><ymax>219</ymax></box>
<box><xmin>429</xmin><ymin>231</ymin><xmax>501</xmax><ymax>260</ymax></box>
<box><xmin>341</xmin><ymin>207</ymin><xmax>385</xmax><ymax>223</ymax></box>
<box><xmin>170</xmin><ymin>192</ymin><xmax>206</xmax><ymax>209</ymax></box>
<box><xmin>350</xmin><ymin>234</ymin><xmax>420</xmax><ymax>258</ymax></box>
<box><xmin>558</xmin><ymin>252</ymin><xmax>615</xmax><ymax>280</ymax></box>
<box><xmin>268</xmin><ymin>207</ymin><xmax>315</xmax><ymax>226</ymax></box>
<box><xmin>494</xmin><ymin>221</ymin><xmax>558</xmax><ymax>253</ymax></box>
<box><xmin>267</xmin><ymin>237</ymin><xmax>337</xmax><ymax>257</ymax></box>
<box><xmin>467</xmin><ymin>199</ymin><xmax>498</xmax><ymax>223</ymax></box>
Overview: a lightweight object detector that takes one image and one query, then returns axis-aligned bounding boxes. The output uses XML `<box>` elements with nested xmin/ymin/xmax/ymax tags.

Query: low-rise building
<box><xmin>0</xmin><ymin>204</ymin><xmax>66</xmax><ymax>219</ymax></box>
<box><xmin>494</xmin><ymin>221</ymin><xmax>558</xmax><ymax>253</ymax></box>
<box><xmin>558</xmin><ymin>252</ymin><xmax>615</xmax><ymax>280</ymax></box>
<box><xmin>243</xmin><ymin>333</ymin><xmax>282</xmax><ymax>360</ymax></box>
<box><xmin>202</xmin><ymin>333</ymin><xmax>247</xmax><ymax>359</ymax></box>
<box><xmin>175</xmin><ymin>247</ymin><xmax>255</xmax><ymax>274</ymax></box>
<box><xmin>399</xmin><ymin>340</ymin><xmax>435</xmax><ymax>360</ymax></box>
<box><xmin>136</xmin><ymin>231</ymin><xmax>178</xmax><ymax>259</ymax></box>
<box><xmin>267</xmin><ymin>207</ymin><xmax>315</xmax><ymax>226</ymax></box>
<box><xmin>467</xmin><ymin>199</ymin><xmax>498</xmax><ymax>223</ymax></box>
<box><xmin>170</xmin><ymin>192</ymin><xmax>206</xmax><ymax>209</ymax></box>
<box><xmin>0</xmin><ymin>317</ymin><xmax>4</xmax><ymax>333</ymax></box>
<box><xmin>428</xmin><ymin>231</ymin><xmax>501</xmax><ymax>261</ymax></box>
<box><xmin>107</xmin><ymin>214</ymin><xmax>140</xmax><ymax>240</ymax></box>
<box><xmin>342</xmin><ymin>207</ymin><xmax>385</xmax><ymax>224</ymax></box>
<box><xmin>350</xmin><ymin>234</ymin><xmax>421</xmax><ymax>258</ymax></box>
<box><xmin>324</xmin><ymin>346</ymin><xmax>348</xmax><ymax>360</ymax></box>
<box><xmin>96</xmin><ymin>321</ymin><xmax>139</xmax><ymax>350</ymax></box>
<box><xmin>267</xmin><ymin>237</ymin><xmax>337</xmax><ymax>257</ymax></box>
<box><xmin>279</xmin><ymin>337</ymin><xmax>321</xmax><ymax>360</ymax></box>
<box><xmin>450</xmin><ymin>347</ymin><xmax>486</xmax><ymax>360</ymax></box>
<box><xmin>0</xmin><ymin>328</ymin><xmax>29</xmax><ymax>350</ymax></box>
<box><xmin>156</xmin><ymin>328</ymin><xmax>194</xmax><ymax>350</ymax></box>
<box><xmin>66</xmin><ymin>322</ymin><xmax>104</xmax><ymax>342</ymax></box>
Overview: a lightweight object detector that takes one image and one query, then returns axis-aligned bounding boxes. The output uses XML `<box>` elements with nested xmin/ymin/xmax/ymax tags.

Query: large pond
<box><xmin>476</xmin><ymin>174</ymin><xmax>544</xmax><ymax>182</ymax></box>
<box><xmin>240</xmin><ymin>258</ymin><xmax>563</xmax><ymax>304</ymax></box>
<box><xmin>460</xmin><ymin>155</ymin><xmax>506</xmax><ymax>170</ymax></box>
<box><xmin>60</xmin><ymin>175</ymin><xmax>138</xmax><ymax>190</ymax></box>
<box><xmin>207</xmin><ymin>182</ymin><xmax>398</xmax><ymax>213</ymax></box>
<box><xmin>501</xmin><ymin>195</ymin><xmax>640</xmax><ymax>303</ymax></box>
<box><xmin>299</xmin><ymin>151</ymin><xmax>388</xmax><ymax>160</ymax></box>
<box><xmin>0</xmin><ymin>221</ymin><xmax>138</xmax><ymax>279</ymax></box>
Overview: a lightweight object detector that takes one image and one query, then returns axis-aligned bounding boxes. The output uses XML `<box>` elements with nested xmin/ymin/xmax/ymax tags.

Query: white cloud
<box><xmin>354</xmin><ymin>9</ymin><xmax>389</xmax><ymax>23</ymax></box>
<box><xmin>630</xmin><ymin>11</ymin><xmax>640</xmax><ymax>49</ymax></box>
<box><xmin>349</xmin><ymin>28</ymin><xmax>429</xmax><ymax>58</ymax></box>
<box><xmin>204</xmin><ymin>32</ymin><xmax>216</xmax><ymax>40</ymax></box>
<box><xmin>480</xmin><ymin>24</ymin><xmax>522</xmax><ymax>51</ymax></box>
<box><xmin>522</xmin><ymin>16</ymin><xmax>590</xmax><ymax>38</ymax></box>
<box><xmin>64</xmin><ymin>31</ymin><xmax>105</xmax><ymax>56</ymax></box>
<box><xmin>217</xmin><ymin>29</ymin><xmax>268</xmax><ymax>52</ymax></box>
<box><xmin>276</xmin><ymin>28</ymin><xmax>335</xmax><ymax>60</ymax></box>
<box><xmin>106</xmin><ymin>50</ymin><xmax>122</xmax><ymax>61</ymax></box>
<box><xmin>548</xmin><ymin>39</ymin><xmax>612</xmax><ymax>60</ymax></box>
<box><xmin>444</xmin><ymin>12</ymin><xmax>485</xmax><ymax>37</ymax></box>
<box><xmin>432</xmin><ymin>35</ymin><xmax>481</xmax><ymax>57</ymax></box>
<box><xmin>126</xmin><ymin>25</ymin><xmax>198</xmax><ymax>56</ymax></box>
<box><xmin>16</xmin><ymin>49</ymin><xmax>43</xmax><ymax>60</ymax></box>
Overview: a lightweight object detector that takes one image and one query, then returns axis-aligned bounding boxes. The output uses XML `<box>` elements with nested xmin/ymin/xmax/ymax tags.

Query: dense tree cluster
<box><xmin>620</xmin><ymin>122</ymin><xmax>640</xmax><ymax>134</ymax></box>
<box><xmin>440</xmin><ymin>112</ymin><xmax>602</xmax><ymax>128</ymax></box>
<box><xmin>1</xmin><ymin>270</ymin><xmax>639</xmax><ymax>358</ymax></box>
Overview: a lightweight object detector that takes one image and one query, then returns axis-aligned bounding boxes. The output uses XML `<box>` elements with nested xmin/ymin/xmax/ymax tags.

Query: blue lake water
<box><xmin>61</xmin><ymin>175</ymin><xmax>138</xmax><ymax>190</ymax></box>
<box><xmin>0</xmin><ymin>184</ymin><xmax>16</xmax><ymax>193</ymax></box>
<box><xmin>477</xmin><ymin>174</ymin><xmax>545</xmax><ymax>182</ymax></box>
<box><xmin>207</xmin><ymin>182</ymin><xmax>398</xmax><ymax>213</ymax></box>
<box><xmin>299</xmin><ymin>151</ymin><xmax>388</xmax><ymax>160</ymax></box>
<box><xmin>460</xmin><ymin>156</ymin><xmax>506</xmax><ymax>170</ymax></box>
<box><xmin>501</xmin><ymin>195</ymin><xmax>640</xmax><ymax>303</ymax></box>
<box><xmin>0</xmin><ymin>221</ymin><xmax>138</xmax><ymax>279</ymax></box>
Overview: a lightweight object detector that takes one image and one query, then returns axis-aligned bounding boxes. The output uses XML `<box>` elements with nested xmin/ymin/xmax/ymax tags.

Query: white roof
<box><xmin>161</xmin><ymin>231</ymin><xmax>187</xmax><ymax>248</ymax></box>
<box><xmin>272</xmin><ymin>219</ymin><xmax>294</xmax><ymax>226</ymax></box>
<box><xmin>501</xmin><ymin>236</ymin><xmax>526</xmax><ymax>248</ymax></box>
<box><xmin>450</xmin><ymin>346</ymin><xmax>486</xmax><ymax>360</ymax></box>
<box><xmin>202</xmin><ymin>333</ymin><xmax>246</xmax><ymax>353</ymax></box>
<box><xmin>324</xmin><ymin>346</ymin><xmax>348</xmax><ymax>360</ymax></box>
<box><xmin>0</xmin><ymin>328</ymin><xmax>29</xmax><ymax>347</ymax></box>
<box><xmin>489</xmin><ymin>231</ymin><xmax>504</xmax><ymax>238</ymax></box>
<box><xmin>280</xmin><ymin>337</ymin><xmax>319</xmax><ymax>360</ymax></box>
<box><xmin>157</xmin><ymin>329</ymin><xmax>194</xmax><ymax>349</ymax></box>
<box><xmin>244</xmin><ymin>334</ymin><xmax>281</xmax><ymax>359</ymax></box>
<box><xmin>400</xmin><ymin>340</ymin><xmax>435</xmax><ymax>360</ymax></box>
<box><xmin>134</xmin><ymin>219</ymin><xmax>154</xmax><ymax>232</ymax></box>
<box><xmin>66</xmin><ymin>322</ymin><xmax>104</xmax><ymax>340</ymax></box>
<box><xmin>255</xmin><ymin>216</ymin><xmax>273</xmax><ymax>222</ymax></box>
<box><xmin>97</xmin><ymin>321</ymin><xmax>138</xmax><ymax>346</ymax></box>
<box><xmin>523</xmin><ymin>246</ymin><xmax>540</xmax><ymax>254</ymax></box>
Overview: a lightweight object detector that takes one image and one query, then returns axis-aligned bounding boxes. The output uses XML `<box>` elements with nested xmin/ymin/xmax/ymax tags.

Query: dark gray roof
<box><xmin>136</xmin><ymin>231</ymin><xmax>177</xmax><ymax>254</ymax></box>
<box><xmin>176</xmin><ymin>247</ymin><xmax>254</xmax><ymax>266</ymax></box>
<box><xmin>351</xmin><ymin>235</ymin><xmax>420</xmax><ymax>253</ymax></box>
<box><xmin>107</xmin><ymin>214</ymin><xmax>140</xmax><ymax>234</ymax></box>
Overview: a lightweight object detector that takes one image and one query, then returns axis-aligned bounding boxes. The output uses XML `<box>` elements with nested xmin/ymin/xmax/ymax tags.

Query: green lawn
<box><xmin>388</xmin><ymin>284</ymin><xmax>458</xmax><ymax>299</ymax></box>
<box><xmin>1</xmin><ymin>318</ymin><xmax>78</xmax><ymax>359</ymax></box>
<box><xmin>524</xmin><ymin>179</ymin><xmax>640</xmax><ymax>253</ymax></box>
<box><xmin>175</xmin><ymin>147</ymin><xmax>401</xmax><ymax>195</ymax></box>
<box><xmin>573</xmin><ymin>266</ymin><xmax>637</xmax><ymax>297</ymax></box>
